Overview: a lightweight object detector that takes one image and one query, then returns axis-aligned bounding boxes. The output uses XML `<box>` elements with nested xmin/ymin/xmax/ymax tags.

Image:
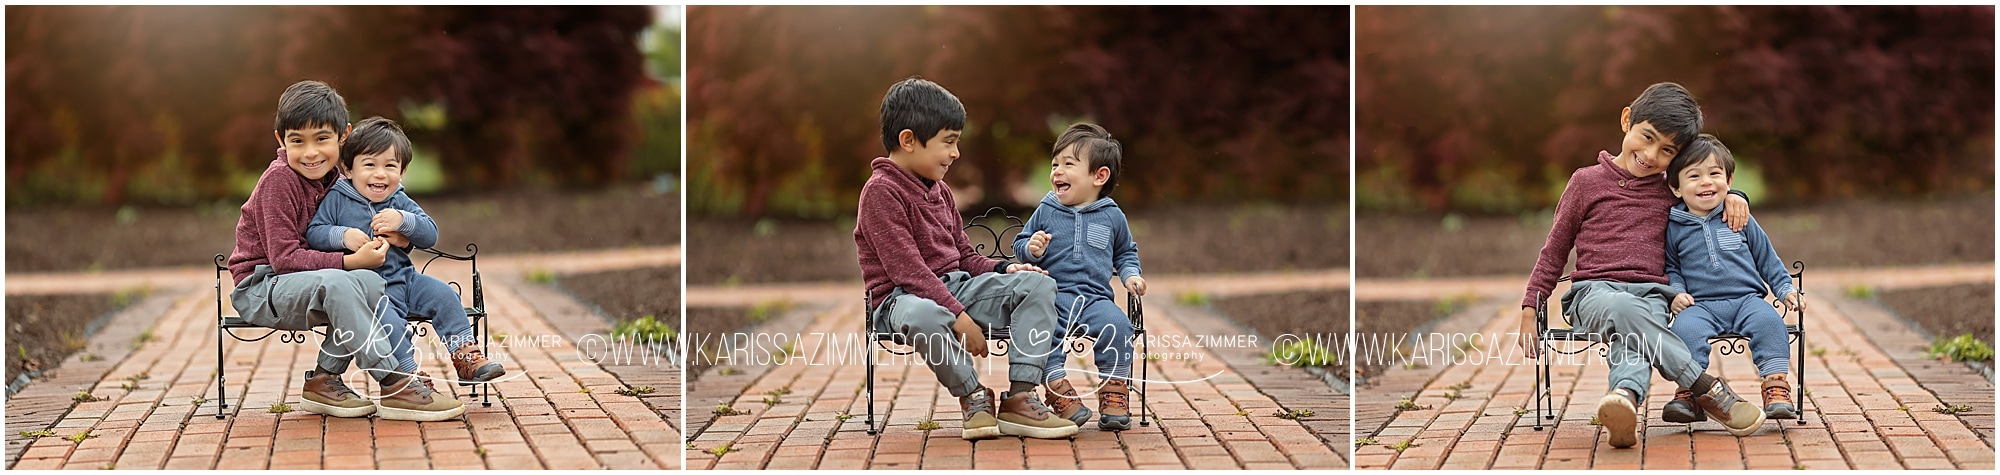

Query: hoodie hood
<box><xmin>1668</xmin><ymin>202</ymin><xmax>1723</xmax><ymax>226</ymax></box>
<box><xmin>329</xmin><ymin>178</ymin><xmax>407</xmax><ymax>208</ymax></box>
<box><xmin>1036</xmin><ymin>191</ymin><xmax>1118</xmax><ymax>215</ymax></box>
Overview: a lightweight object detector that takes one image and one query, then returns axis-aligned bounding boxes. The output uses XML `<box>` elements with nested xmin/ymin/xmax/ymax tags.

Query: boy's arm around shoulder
<box><xmin>858</xmin><ymin>183</ymin><xmax>970</xmax><ymax>315</ymax></box>
<box><xmin>305</xmin><ymin>192</ymin><xmax>352</xmax><ymax>253</ymax></box>
<box><xmin>253</xmin><ymin>175</ymin><xmax>345</xmax><ymax>274</ymax></box>
<box><xmin>1664</xmin><ymin>222</ymin><xmax>1687</xmax><ymax>296</ymax></box>
<box><xmin>386</xmin><ymin>191</ymin><xmax>440</xmax><ymax>249</ymax></box>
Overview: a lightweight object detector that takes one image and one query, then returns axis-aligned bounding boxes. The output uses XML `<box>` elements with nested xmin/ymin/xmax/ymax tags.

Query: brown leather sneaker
<box><xmin>1761</xmin><ymin>376</ymin><xmax>1798</xmax><ymax>420</ymax></box>
<box><xmin>451</xmin><ymin>343</ymin><xmax>505</xmax><ymax>384</ymax></box>
<box><xmin>1662</xmin><ymin>388</ymin><xmax>1706</xmax><ymax>423</ymax></box>
<box><xmin>959</xmin><ymin>387</ymin><xmax>1001</xmax><ymax>440</ymax></box>
<box><xmin>376</xmin><ymin>373</ymin><xmax>465</xmax><ymax>422</ymax></box>
<box><xmin>1043</xmin><ymin>379</ymin><xmax>1093</xmax><ymax>426</ymax></box>
<box><xmin>997</xmin><ymin>390</ymin><xmax>1078</xmax><ymax>439</ymax></box>
<box><xmin>298</xmin><ymin>370</ymin><xmax>375</xmax><ymax>418</ymax></box>
<box><xmin>1695</xmin><ymin>378</ymin><xmax>1766</xmax><ymax>436</ymax></box>
<box><xmin>1098</xmin><ymin>379</ymin><xmax>1132</xmax><ymax>431</ymax></box>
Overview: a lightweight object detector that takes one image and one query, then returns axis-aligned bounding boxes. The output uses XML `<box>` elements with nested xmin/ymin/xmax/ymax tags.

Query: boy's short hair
<box><xmin>1667</xmin><ymin>133</ymin><xmax>1735</xmax><ymax>189</ymax></box>
<box><xmin>878</xmin><ymin>77</ymin><xmax>966</xmax><ymax>153</ymax></box>
<box><xmin>274</xmin><ymin>80</ymin><xmax>350</xmax><ymax>136</ymax></box>
<box><xmin>340</xmin><ymin>116</ymin><xmax>413</xmax><ymax>172</ymax></box>
<box><xmin>1627</xmin><ymin>82</ymin><xmax>1702</xmax><ymax>152</ymax></box>
<box><xmin>1052</xmin><ymin>123</ymin><xmax>1123</xmax><ymax>199</ymax></box>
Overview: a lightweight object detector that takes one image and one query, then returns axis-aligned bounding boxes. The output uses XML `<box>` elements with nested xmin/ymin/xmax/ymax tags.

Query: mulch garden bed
<box><xmin>1209</xmin><ymin>290</ymin><xmax>1350</xmax><ymax>380</ymax></box>
<box><xmin>1876</xmin><ymin>283</ymin><xmax>1995</xmax><ymax>348</ymax></box>
<box><xmin>5</xmin><ymin>294</ymin><xmax>126</xmax><ymax>384</ymax></box>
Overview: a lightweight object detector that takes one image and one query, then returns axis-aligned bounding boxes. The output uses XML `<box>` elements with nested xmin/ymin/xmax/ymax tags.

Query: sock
<box><xmin>1010</xmin><ymin>381</ymin><xmax>1036</xmax><ymax>397</ymax></box>
<box><xmin>397</xmin><ymin>357</ymin><xmax>420</xmax><ymax>375</ymax></box>
<box><xmin>1691</xmin><ymin>374</ymin><xmax>1717</xmax><ymax>395</ymax></box>
<box><xmin>314</xmin><ymin>366</ymin><xmax>341</xmax><ymax>377</ymax></box>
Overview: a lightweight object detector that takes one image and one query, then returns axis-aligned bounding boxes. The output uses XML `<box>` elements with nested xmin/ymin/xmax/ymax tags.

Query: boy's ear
<box><xmin>1619</xmin><ymin>107</ymin><xmax>1633</xmax><ymax>133</ymax></box>
<box><xmin>340</xmin><ymin>123</ymin><xmax>353</xmax><ymax>145</ymax></box>
<box><xmin>1092</xmin><ymin>166</ymin><xmax>1111</xmax><ymax>186</ymax></box>
<box><xmin>897</xmin><ymin>129</ymin><xmax>918</xmax><ymax>152</ymax></box>
<box><xmin>273</xmin><ymin>130</ymin><xmax>282</xmax><ymax>145</ymax></box>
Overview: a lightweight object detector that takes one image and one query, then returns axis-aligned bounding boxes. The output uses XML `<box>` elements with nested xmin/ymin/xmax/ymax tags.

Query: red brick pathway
<box><xmin>5</xmin><ymin>253</ymin><xmax>681</xmax><ymax>470</ymax></box>
<box><xmin>684</xmin><ymin>272</ymin><xmax>1350</xmax><ymax>470</ymax></box>
<box><xmin>1350</xmin><ymin>280</ymin><xmax>1995</xmax><ymax>470</ymax></box>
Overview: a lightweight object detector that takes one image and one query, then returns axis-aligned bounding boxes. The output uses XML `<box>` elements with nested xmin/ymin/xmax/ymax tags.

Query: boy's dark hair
<box><xmin>1052</xmin><ymin>123</ymin><xmax>1123</xmax><ymax>199</ymax></box>
<box><xmin>1666</xmin><ymin>133</ymin><xmax>1735</xmax><ymax>189</ymax></box>
<box><xmin>340</xmin><ymin>116</ymin><xmax>413</xmax><ymax>172</ymax></box>
<box><xmin>878</xmin><ymin>77</ymin><xmax>966</xmax><ymax>153</ymax></box>
<box><xmin>274</xmin><ymin>80</ymin><xmax>350</xmax><ymax>136</ymax></box>
<box><xmin>1626</xmin><ymin>82</ymin><xmax>1702</xmax><ymax>153</ymax></box>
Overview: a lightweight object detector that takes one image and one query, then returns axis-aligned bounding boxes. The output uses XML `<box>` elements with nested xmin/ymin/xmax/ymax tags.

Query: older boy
<box><xmin>856</xmin><ymin>77</ymin><xmax>1077</xmax><ymax>440</ymax></box>
<box><xmin>306</xmin><ymin>117</ymin><xmax>504</xmax><ymax>399</ymax></box>
<box><xmin>1661</xmin><ymin>134</ymin><xmax>1803</xmax><ymax>423</ymax></box>
<box><xmin>228</xmin><ymin>81</ymin><xmax>458</xmax><ymax>420</ymax></box>
<box><xmin>1517</xmin><ymin>82</ymin><xmax>1764</xmax><ymax>448</ymax></box>
<box><xmin>1013</xmin><ymin>123</ymin><xmax>1145</xmax><ymax>431</ymax></box>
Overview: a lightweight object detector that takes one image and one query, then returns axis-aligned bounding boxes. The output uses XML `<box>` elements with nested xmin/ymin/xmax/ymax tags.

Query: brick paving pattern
<box><xmin>685</xmin><ymin>271</ymin><xmax>1350</xmax><ymax>469</ymax></box>
<box><xmin>1353</xmin><ymin>267</ymin><xmax>1995</xmax><ymax>470</ymax></box>
<box><xmin>4</xmin><ymin>247</ymin><xmax>681</xmax><ymax>470</ymax></box>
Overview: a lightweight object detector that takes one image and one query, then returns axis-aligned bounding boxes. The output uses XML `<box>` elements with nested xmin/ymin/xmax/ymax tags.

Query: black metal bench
<box><xmin>209</xmin><ymin>245</ymin><xmax>492</xmax><ymax>419</ymax></box>
<box><xmin>1532</xmin><ymin>260</ymin><xmax>1810</xmax><ymax>430</ymax></box>
<box><xmin>861</xmin><ymin>207</ymin><xmax>1149</xmax><ymax>434</ymax></box>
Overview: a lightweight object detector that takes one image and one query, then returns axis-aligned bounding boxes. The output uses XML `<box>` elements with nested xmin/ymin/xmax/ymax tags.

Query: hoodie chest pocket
<box><xmin>1713</xmin><ymin>227</ymin><xmax>1744</xmax><ymax>251</ymax></box>
<box><xmin>1086</xmin><ymin>223</ymin><xmax>1112</xmax><ymax>250</ymax></box>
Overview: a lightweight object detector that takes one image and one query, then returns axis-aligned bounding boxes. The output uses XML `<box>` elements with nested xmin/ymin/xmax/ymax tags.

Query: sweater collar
<box><xmin>1597</xmin><ymin>150</ymin><xmax>1662</xmax><ymax>185</ymax></box>
<box><xmin>872</xmin><ymin>157</ymin><xmax>942</xmax><ymax>201</ymax></box>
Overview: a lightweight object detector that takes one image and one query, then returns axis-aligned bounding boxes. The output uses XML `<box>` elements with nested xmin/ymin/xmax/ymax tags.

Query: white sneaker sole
<box><xmin>960</xmin><ymin>425</ymin><xmax>1002</xmax><ymax>440</ymax></box>
<box><xmin>1597</xmin><ymin>393</ymin><xmax>1638</xmax><ymax>449</ymax></box>
<box><xmin>376</xmin><ymin>403</ymin><xmax>466</xmax><ymax>422</ymax></box>
<box><xmin>998</xmin><ymin>419</ymin><xmax>1078</xmax><ymax>439</ymax></box>
<box><xmin>298</xmin><ymin>398</ymin><xmax>376</xmax><ymax>418</ymax></box>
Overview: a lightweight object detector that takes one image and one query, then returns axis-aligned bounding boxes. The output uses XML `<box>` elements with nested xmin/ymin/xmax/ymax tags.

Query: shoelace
<box><xmin>324</xmin><ymin>377</ymin><xmax>361</xmax><ymax>399</ymax></box>
<box><xmin>1021</xmin><ymin>394</ymin><xmax>1054</xmax><ymax>416</ymax></box>
<box><xmin>1762</xmin><ymin>384</ymin><xmax>1791</xmax><ymax>402</ymax></box>
<box><xmin>1101</xmin><ymin>389</ymin><xmax>1128</xmax><ymax>408</ymax></box>
<box><xmin>965</xmin><ymin>393</ymin><xmax>994</xmax><ymax>414</ymax></box>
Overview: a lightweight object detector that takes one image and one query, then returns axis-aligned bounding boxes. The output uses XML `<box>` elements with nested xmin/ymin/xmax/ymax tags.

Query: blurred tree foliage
<box><xmin>688</xmin><ymin>6</ymin><xmax>1349</xmax><ymax>218</ymax></box>
<box><xmin>7</xmin><ymin>5</ymin><xmax>659</xmax><ymax>206</ymax></box>
<box><xmin>1357</xmin><ymin>5</ymin><xmax>1994</xmax><ymax>212</ymax></box>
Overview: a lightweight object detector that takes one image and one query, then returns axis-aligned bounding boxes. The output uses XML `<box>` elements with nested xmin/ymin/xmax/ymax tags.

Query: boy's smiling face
<box><xmin>899</xmin><ymin>129</ymin><xmax>961</xmax><ymax>181</ymax></box>
<box><xmin>1671</xmin><ymin>151</ymin><xmax>1730</xmax><ymax>216</ymax></box>
<box><xmin>346</xmin><ymin>147</ymin><xmax>403</xmax><ymax>203</ymax></box>
<box><xmin>1616</xmin><ymin>111</ymin><xmax>1679</xmax><ymax>178</ymax></box>
<box><xmin>1050</xmin><ymin>143</ymin><xmax>1106</xmax><ymax>206</ymax></box>
<box><xmin>276</xmin><ymin>123</ymin><xmax>346</xmax><ymax>181</ymax></box>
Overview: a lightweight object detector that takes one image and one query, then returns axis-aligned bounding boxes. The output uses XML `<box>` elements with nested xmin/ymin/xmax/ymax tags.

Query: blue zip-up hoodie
<box><xmin>1012</xmin><ymin>192</ymin><xmax>1142</xmax><ymax>302</ymax></box>
<box><xmin>1664</xmin><ymin>202</ymin><xmax>1793</xmax><ymax>301</ymax></box>
<box><xmin>304</xmin><ymin>179</ymin><xmax>439</xmax><ymax>309</ymax></box>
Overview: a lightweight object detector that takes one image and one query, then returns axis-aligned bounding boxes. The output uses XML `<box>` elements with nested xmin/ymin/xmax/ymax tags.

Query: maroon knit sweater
<box><xmin>227</xmin><ymin>150</ymin><xmax>345</xmax><ymax>286</ymax></box>
<box><xmin>856</xmin><ymin>157</ymin><xmax>1003</xmax><ymax>315</ymax></box>
<box><xmin>1521</xmin><ymin>151</ymin><xmax>1677</xmax><ymax>308</ymax></box>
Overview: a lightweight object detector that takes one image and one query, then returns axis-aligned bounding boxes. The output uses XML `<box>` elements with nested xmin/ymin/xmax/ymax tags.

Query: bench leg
<box><xmin>1137</xmin><ymin>331</ymin><xmax>1149</xmax><ymax>427</ymax></box>
<box><xmin>215</xmin><ymin>324</ymin><xmax>228</xmax><ymax>419</ymax></box>
<box><xmin>865</xmin><ymin>334</ymin><xmax>878</xmax><ymax>436</ymax></box>
<box><xmin>1533</xmin><ymin>346</ymin><xmax>1550</xmax><ymax>431</ymax></box>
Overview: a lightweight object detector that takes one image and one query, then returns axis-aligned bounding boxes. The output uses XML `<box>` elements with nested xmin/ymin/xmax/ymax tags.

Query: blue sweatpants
<box><xmin>377</xmin><ymin>274</ymin><xmax>475</xmax><ymax>373</ymax></box>
<box><xmin>1042</xmin><ymin>291</ymin><xmax>1134</xmax><ymax>383</ymax></box>
<box><xmin>1671</xmin><ymin>293</ymin><xmax>1790</xmax><ymax>377</ymax></box>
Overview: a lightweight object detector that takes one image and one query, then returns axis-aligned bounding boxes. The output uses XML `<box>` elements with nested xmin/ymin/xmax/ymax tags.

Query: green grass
<box><xmin>66</xmin><ymin>431</ymin><xmax>96</xmax><ymax>443</ymax></box>
<box><xmin>1934</xmin><ymin>403</ymin><xmax>1974</xmax><ymax>415</ymax></box>
<box><xmin>1926</xmin><ymin>334</ymin><xmax>1994</xmax><ymax>362</ymax></box>
<box><xmin>268</xmin><ymin>403</ymin><xmax>294</xmax><ymax>414</ymax></box>
<box><xmin>1389</xmin><ymin>439</ymin><xmax>1418</xmax><ymax>452</ymax></box>
<box><xmin>526</xmin><ymin>269</ymin><xmax>556</xmax><ymax>284</ymax></box>
<box><xmin>707</xmin><ymin>443</ymin><xmax>736</xmax><ymax>456</ymax></box>
<box><xmin>1176</xmin><ymin>291</ymin><xmax>1210</xmax><ymax>306</ymax></box>
<box><xmin>1395</xmin><ymin>399</ymin><xmax>1430</xmax><ymax>411</ymax></box>
<box><xmin>1274</xmin><ymin>408</ymin><xmax>1315</xmax><ymax>420</ymax></box>
<box><xmin>836</xmin><ymin>412</ymin><xmax>853</xmax><ymax>422</ymax></box>
<box><xmin>713</xmin><ymin>404</ymin><xmax>748</xmax><ymax>416</ymax></box>
<box><xmin>73</xmin><ymin>390</ymin><xmax>105</xmax><ymax>403</ymax></box>
<box><xmin>916</xmin><ymin>419</ymin><xmax>941</xmax><ymax>431</ymax></box>
<box><xmin>615</xmin><ymin>386</ymin><xmax>656</xmax><ymax>396</ymax></box>
<box><xmin>19</xmin><ymin>429</ymin><xmax>56</xmax><ymax>439</ymax></box>
<box><xmin>190</xmin><ymin>396</ymin><xmax>208</xmax><ymax>407</ymax></box>
<box><xmin>1844</xmin><ymin>284</ymin><xmax>1876</xmax><ymax>299</ymax></box>
<box><xmin>1353</xmin><ymin>437</ymin><xmax>1377</xmax><ymax>447</ymax></box>
<box><xmin>749</xmin><ymin>299</ymin><xmax>795</xmax><ymax>324</ymax></box>
<box><xmin>610</xmin><ymin>314</ymin><xmax>677</xmax><ymax>343</ymax></box>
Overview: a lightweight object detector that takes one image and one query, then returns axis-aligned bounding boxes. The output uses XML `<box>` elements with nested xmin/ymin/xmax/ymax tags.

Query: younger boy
<box><xmin>305</xmin><ymin>117</ymin><xmax>505</xmax><ymax>396</ymax></box>
<box><xmin>856</xmin><ymin>77</ymin><xmax>1077</xmax><ymax>440</ymax></box>
<box><xmin>1013</xmin><ymin>123</ymin><xmax>1145</xmax><ymax>431</ymax></box>
<box><xmin>1661</xmin><ymin>134</ymin><xmax>1803</xmax><ymax>423</ymax></box>
<box><xmin>228</xmin><ymin>80</ymin><xmax>461</xmax><ymax>421</ymax></box>
<box><xmin>1517</xmin><ymin>82</ymin><xmax>1763</xmax><ymax>448</ymax></box>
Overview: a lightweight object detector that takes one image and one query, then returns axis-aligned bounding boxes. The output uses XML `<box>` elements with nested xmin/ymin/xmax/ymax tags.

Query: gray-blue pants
<box><xmin>873</xmin><ymin>271</ymin><xmax>1059</xmax><ymax>398</ymax></box>
<box><xmin>1042</xmin><ymin>291</ymin><xmax>1133</xmax><ymax>383</ymax></box>
<box><xmin>1672</xmin><ymin>293</ymin><xmax>1790</xmax><ymax>377</ymax></box>
<box><xmin>231</xmin><ymin>266</ymin><xmax>403</xmax><ymax>382</ymax></box>
<box><xmin>1563</xmin><ymin>280</ymin><xmax>1706</xmax><ymax>404</ymax></box>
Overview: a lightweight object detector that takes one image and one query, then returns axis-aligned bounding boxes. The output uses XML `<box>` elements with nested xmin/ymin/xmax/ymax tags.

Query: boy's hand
<box><xmin>344</xmin><ymin>238</ymin><xmax>389</xmax><ymax>270</ymax></box>
<box><xmin>370</xmin><ymin>209</ymin><xmax>404</xmax><ymax>235</ymax></box>
<box><xmin>1517</xmin><ymin>307</ymin><xmax>1541</xmax><ymax>360</ymax></box>
<box><xmin>951</xmin><ymin>313</ymin><xmax>987</xmax><ymax>357</ymax></box>
<box><xmin>1027</xmin><ymin>231</ymin><xmax>1051</xmax><ymax>258</ymax></box>
<box><xmin>378</xmin><ymin>231</ymin><xmax>411</xmax><ymax>249</ymax></box>
<box><xmin>1005</xmin><ymin>263</ymin><xmax>1048</xmax><ymax>275</ymax></box>
<box><xmin>1782</xmin><ymin>292</ymin><xmax>1805</xmax><ymax>313</ymax></box>
<box><xmin>1124</xmin><ymin>275</ymin><xmax>1148</xmax><ymax>296</ymax></box>
<box><xmin>1671</xmin><ymin>293</ymin><xmax>1694</xmax><ymax>314</ymax></box>
<box><xmin>1722</xmin><ymin>193</ymin><xmax>1750</xmax><ymax>232</ymax></box>
<box><xmin>342</xmin><ymin>228</ymin><xmax>370</xmax><ymax>252</ymax></box>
